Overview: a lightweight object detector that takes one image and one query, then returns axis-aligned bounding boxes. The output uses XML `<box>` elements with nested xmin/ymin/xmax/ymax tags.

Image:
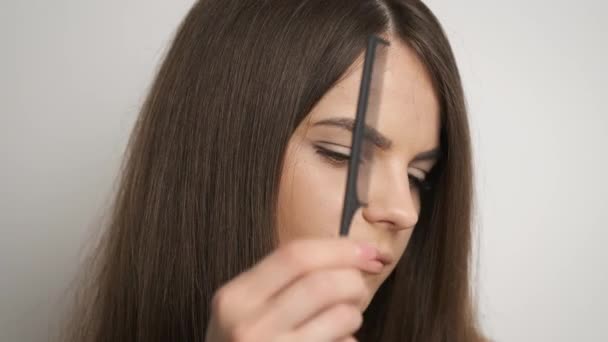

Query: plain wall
<box><xmin>1</xmin><ymin>1</ymin><xmax>606</xmax><ymax>341</ymax></box>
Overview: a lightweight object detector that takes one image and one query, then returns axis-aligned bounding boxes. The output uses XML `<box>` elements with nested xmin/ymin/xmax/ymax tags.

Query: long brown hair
<box><xmin>64</xmin><ymin>0</ymin><xmax>485</xmax><ymax>340</ymax></box>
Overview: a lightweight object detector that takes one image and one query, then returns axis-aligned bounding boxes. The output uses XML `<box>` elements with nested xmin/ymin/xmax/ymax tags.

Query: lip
<box><xmin>374</xmin><ymin>250</ymin><xmax>395</xmax><ymax>266</ymax></box>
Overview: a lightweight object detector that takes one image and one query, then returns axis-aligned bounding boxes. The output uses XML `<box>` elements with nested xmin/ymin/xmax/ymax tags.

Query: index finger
<box><xmin>221</xmin><ymin>238</ymin><xmax>380</xmax><ymax>318</ymax></box>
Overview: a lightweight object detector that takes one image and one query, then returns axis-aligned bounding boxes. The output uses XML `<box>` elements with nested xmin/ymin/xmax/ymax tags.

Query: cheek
<box><xmin>397</xmin><ymin>228</ymin><xmax>415</xmax><ymax>259</ymax></box>
<box><xmin>277</xmin><ymin>145</ymin><xmax>346</xmax><ymax>243</ymax></box>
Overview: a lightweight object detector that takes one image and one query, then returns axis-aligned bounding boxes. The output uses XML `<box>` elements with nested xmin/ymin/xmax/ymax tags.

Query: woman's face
<box><xmin>276</xmin><ymin>39</ymin><xmax>441</xmax><ymax>309</ymax></box>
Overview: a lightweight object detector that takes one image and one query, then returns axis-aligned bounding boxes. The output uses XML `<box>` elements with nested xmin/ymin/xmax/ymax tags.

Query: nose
<box><xmin>361</xmin><ymin>170</ymin><xmax>420</xmax><ymax>231</ymax></box>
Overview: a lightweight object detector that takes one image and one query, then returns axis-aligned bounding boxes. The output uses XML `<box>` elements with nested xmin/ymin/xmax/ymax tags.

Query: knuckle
<box><xmin>341</xmin><ymin>337</ymin><xmax>359</xmax><ymax>342</ymax></box>
<box><xmin>300</xmin><ymin>269</ymin><xmax>368</xmax><ymax>303</ymax></box>
<box><xmin>354</xmin><ymin>273</ymin><xmax>369</xmax><ymax>298</ymax></box>
<box><xmin>342</xmin><ymin>269</ymin><xmax>369</xmax><ymax>299</ymax></box>
<box><xmin>303</xmin><ymin>272</ymin><xmax>335</xmax><ymax>299</ymax></box>
<box><xmin>333</xmin><ymin>304</ymin><xmax>363</xmax><ymax>329</ymax></box>
<box><xmin>279</xmin><ymin>241</ymin><xmax>307</xmax><ymax>269</ymax></box>
<box><xmin>211</xmin><ymin>286</ymin><xmax>232</xmax><ymax>318</ymax></box>
<box><xmin>228</xmin><ymin>322</ymin><xmax>251</xmax><ymax>342</ymax></box>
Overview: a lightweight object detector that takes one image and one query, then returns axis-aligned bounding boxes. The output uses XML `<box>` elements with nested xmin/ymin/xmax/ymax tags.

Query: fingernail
<box><xmin>357</xmin><ymin>242</ymin><xmax>378</xmax><ymax>260</ymax></box>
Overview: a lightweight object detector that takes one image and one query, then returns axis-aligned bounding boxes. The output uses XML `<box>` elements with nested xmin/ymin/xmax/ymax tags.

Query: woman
<box><xmin>65</xmin><ymin>0</ymin><xmax>486</xmax><ymax>340</ymax></box>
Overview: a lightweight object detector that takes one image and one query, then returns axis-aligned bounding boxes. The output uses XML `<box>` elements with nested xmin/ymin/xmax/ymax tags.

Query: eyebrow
<box><xmin>312</xmin><ymin>117</ymin><xmax>392</xmax><ymax>150</ymax></box>
<box><xmin>412</xmin><ymin>147</ymin><xmax>441</xmax><ymax>162</ymax></box>
<box><xmin>311</xmin><ymin>117</ymin><xmax>441</xmax><ymax>162</ymax></box>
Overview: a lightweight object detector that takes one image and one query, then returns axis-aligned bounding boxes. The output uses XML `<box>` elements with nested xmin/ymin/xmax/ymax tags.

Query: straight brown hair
<box><xmin>64</xmin><ymin>0</ymin><xmax>486</xmax><ymax>340</ymax></box>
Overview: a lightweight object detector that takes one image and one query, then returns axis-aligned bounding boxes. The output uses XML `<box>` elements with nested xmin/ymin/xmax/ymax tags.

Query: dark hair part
<box><xmin>64</xmin><ymin>0</ymin><xmax>485</xmax><ymax>341</ymax></box>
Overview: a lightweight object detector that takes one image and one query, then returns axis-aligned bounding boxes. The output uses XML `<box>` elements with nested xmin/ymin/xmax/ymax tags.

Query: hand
<box><xmin>204</xmin><ymin>238</ymin><xmax>383</xmax><ymax>342</ymax></box>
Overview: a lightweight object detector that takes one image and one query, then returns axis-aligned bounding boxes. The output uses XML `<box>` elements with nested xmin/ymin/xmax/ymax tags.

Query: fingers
<box><xmin>248</xmin><ymin>238</ymin><xmax>381</xmax><ymax>297</ymax></box>
<box><xmin>254</xmin><ymin>268</ymin><xmax>369</xmax><ymax>333</ymax></box>
<box><xmin>337</xmin><ymin>338</ymin><xmax>358</xmax><ymax>342</ymax></box>
<box><xmin>281</xmin><ymin>303</ymin><xmax>363</xmax><ymax>342</ymax></box>
<box><xmin>215</xmin><ymin>238</ymin><xmax>381</xmax><ymax>324</ymax></box>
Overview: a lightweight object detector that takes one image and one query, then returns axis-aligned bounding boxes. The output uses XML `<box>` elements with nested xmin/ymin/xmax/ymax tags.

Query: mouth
<box><xmin>374</xmin><ymin>250</ymin><xmax>395</xmax><ymax>266</ymax></box>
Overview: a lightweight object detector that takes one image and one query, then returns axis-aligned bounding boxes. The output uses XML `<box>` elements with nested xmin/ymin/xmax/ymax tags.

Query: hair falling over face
<box><xmin>62</xmin><ymin>0</ymin><xmax>487</xmax><ymax>341</ymax></box>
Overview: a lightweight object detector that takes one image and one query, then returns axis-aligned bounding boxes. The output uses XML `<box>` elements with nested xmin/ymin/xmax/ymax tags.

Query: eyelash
<box><xmin>314</xmin><ymin>146</ymin><xmax>433</xmax><ymax>191</ymax></box>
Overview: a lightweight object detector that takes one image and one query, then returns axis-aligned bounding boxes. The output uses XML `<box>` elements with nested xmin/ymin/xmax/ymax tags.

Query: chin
<box><xmin>360</xmin><ymin>275</ymin><xmax>383</xmax><ymax>311</ymax></box>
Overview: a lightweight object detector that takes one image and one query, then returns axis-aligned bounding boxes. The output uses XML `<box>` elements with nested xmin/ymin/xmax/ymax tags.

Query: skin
<box><xmin>205</xmin><ymin>39</ymin><xmax>440</xmax><ymax>342</ymax></box>
<box><xmin>277</xmin><ymin>39</ymin><xmax>441</xmax><ymax>310</ymax></box>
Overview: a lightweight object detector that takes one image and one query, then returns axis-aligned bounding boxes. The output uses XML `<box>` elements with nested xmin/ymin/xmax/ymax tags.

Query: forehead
<box><xmin>305</xmin><ymin>39</ymin><xmax>441</xmax><ymax>155</ymax></box>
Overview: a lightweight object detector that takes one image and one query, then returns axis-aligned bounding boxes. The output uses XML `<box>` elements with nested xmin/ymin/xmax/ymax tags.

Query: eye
<box><xmin>315</xmin><ymin>146</ymin><xmax>350</xmax><ymax>166</ymax></box>
<box><xmin>408</xmin><ymin>169</ymin><xmax>432</xmax><ymax>192</ymax></box>
<box><xmin>316</xmin><ymin>144</ymin><xmax>435</xmax><ymax>192</ymax></box>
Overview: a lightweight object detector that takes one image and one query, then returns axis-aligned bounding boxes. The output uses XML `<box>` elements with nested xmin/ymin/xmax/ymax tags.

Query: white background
<box><xmin>1</xmin><ymin>1</ymin><xmax>606</xmax><ymax>341</ymax></box>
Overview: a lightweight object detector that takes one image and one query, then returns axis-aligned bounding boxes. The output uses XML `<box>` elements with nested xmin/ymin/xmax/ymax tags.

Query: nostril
<box><xmin>362</xmin><ymin>203</ymin><xmax>418</xmax><ymax>231</ymax></box>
